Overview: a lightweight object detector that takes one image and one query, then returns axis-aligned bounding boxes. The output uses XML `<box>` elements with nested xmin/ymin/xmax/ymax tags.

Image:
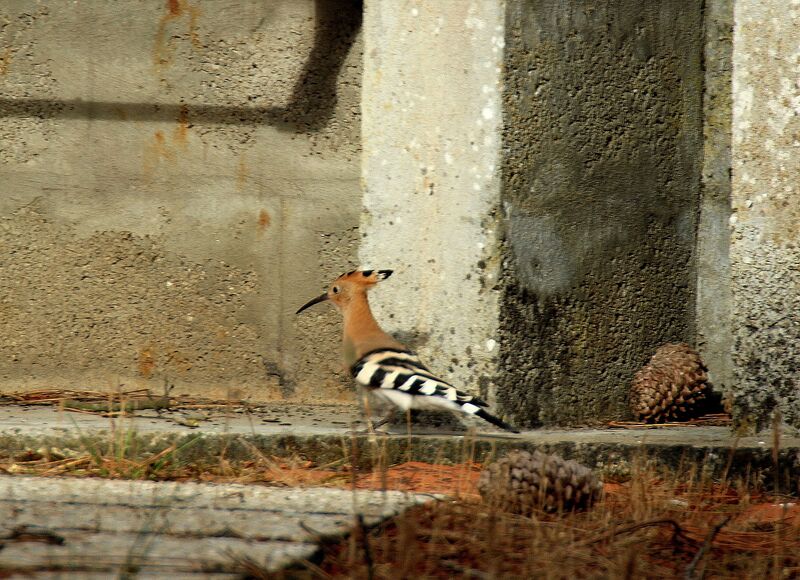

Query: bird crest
<box><xmin>295</xmin><ymin>269</ymin><xmax>393</xmax><ymax>314</ymax></box>
<box><xmin>336</xmin><ymin>269</ymin><xmax>393</xmax><ymax>286</ymax></box>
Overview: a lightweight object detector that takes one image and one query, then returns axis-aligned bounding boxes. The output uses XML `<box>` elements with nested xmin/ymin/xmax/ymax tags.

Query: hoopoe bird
<box><xmin>296</xmin><ymin>269</ymin><xmax>519</xmax><ymax>433</ymax></box>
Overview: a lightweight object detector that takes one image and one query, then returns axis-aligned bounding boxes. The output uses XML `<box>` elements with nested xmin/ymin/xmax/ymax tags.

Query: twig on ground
<box><xmin>607</xmin><ymin>414</ymin><xmax>731</xmax><ymax>429</ymax></box>
<box><xmin>441</xmin><ymin>560</ymin><xmax>491</xmax><ymax>579</ymax></box>
<box><xmin>584</xmin><ymin>518</ymin><xmax>695</xmax><ymax>547</ymax></box>
<box><xmin>0</xmin><ymin>525</ymin><xmax>65</xmax><ymax>546</ymax></box>
<box><xmin>355</xmin><ymin>514</ymin><xmax>374</xmax><ymax>580</ymax></box>
<box><xmin>685</xmin><ymin>516</ymin><xmax>732</xmax><ymax>580</ymax></box>
<box><xmin>63</xmin><ymin>397</ymin><xmax>171</xmax><ymax>413</ymax></box>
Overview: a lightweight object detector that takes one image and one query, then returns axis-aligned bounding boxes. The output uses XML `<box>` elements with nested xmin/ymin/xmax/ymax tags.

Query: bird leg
<box><xmin>369</xmin><ymin>410</ymin><xmax>397</xmax><ymax>431</ymax></box>
<box><xmin>352</xmin><ymin>391</ymin><xmax>392</xmax><ymax>434</ymax></box>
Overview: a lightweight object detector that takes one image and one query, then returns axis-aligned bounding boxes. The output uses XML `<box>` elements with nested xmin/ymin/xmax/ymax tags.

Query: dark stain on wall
<box><xmin>273</xmin><ymin>0</ymin><xmax>363</xmax><ymax>133</ymax></box>
<box><xmin>498</xmin><ymin>0</ymin><xmax>703</xmax><ymax>427</ymax></box>
<box><xmin>0</xmin><ymin>1</ymin><xmax>362</xmax><ymax>136</ymax></box>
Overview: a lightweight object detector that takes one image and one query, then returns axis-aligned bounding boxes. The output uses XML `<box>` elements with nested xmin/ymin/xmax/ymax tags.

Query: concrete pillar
<box><xmin>730</xmin><ymin>1</ymin><xmax>800</xmax><ymax>431</ymax></box>
<box><xmin>362</xmin><ymin>1</ymin><xmax>704</xmax><ymax>428</ymax></box>
<box><xmin>696</xmin><ymin>0</ymin><xmax>733</xmax><ymax>396</ymax></box>
<box><xmin>497</xmin><ymin>0</ymin><xmax>703</xmax><ymax>426</ymax></box>
<box><xmin>361</xmin><ymin>2</ymin><xmax>506</xmax><ymax>403</ymax></box>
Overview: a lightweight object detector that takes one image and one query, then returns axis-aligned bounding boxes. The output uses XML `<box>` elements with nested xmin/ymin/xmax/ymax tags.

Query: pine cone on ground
<box><xmin>478</xmin><ymin>450</ymin><xmax>603</xmax><ymax>515</ymax></box>
<box><xmin>630</xmin><ymin>343</ymin><xmax>711</xmax><ymax>423</ymax></box>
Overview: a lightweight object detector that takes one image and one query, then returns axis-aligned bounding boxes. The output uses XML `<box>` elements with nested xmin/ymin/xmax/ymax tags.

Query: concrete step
<box><xmin>1</xmin><ymin>405</ymin><xmax>799</xmax><ymax>489</ymax></box>
<box><xmin>0</xmin><ymin>475</ymin><xmax>428</xmax><ymax>576</ymax></box>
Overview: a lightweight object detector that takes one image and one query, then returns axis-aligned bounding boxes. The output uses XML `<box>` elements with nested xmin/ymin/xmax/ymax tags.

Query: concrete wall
<box><xmin>730</xmin><ymin>0</ymin><xmax>800</xmax><ymax>431</ymax></box>
<box><xmin>498</xmin><ymin>0</ymin><xmax>704</xmax><ymax>426</ymax></box>
<box><xmin>360</xmin><ymin>1</ymin><xmax>506</xmax><ymax>405</ymax></box>
<box><xmin>0</xmin><ymin>1</ymin><xmax>363</xmax><ymax>401</ymax></box>
<box><xmin>5</xmin><ymin>0</ymin><xmax>796</xmax><ymax>431</ymax></box>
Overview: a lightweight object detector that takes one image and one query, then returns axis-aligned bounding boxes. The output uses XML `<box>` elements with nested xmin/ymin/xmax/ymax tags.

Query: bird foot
<box><xmin>350</xmin><ymin>427</ymin><xmax>391</xmax><ymax>436</ymax></box>
<box><xmin>348</xmin><ymin>416</ymin><xmax>392</xmax><ymax>435</ymax></box>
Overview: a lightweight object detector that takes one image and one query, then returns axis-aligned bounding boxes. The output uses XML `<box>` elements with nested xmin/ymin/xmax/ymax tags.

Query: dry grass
<box><xmin>0</xmin><ymin>387</ymin><xmax>245</xmax><ymax>415</ymax></box>
<box><xmin>309</xmin><ymin>468</ymin><xmax>800</xmax><ymax>579</ymax></box>
<box><xmin>0</xmin><ymin>437</ymin><xmax>349</xmax><ymax>486</ymax></box>
<box><xmin>607</xmin><ymin>413</ymin><xmax>732</xmax><ymax>428</ymax></box>
<box><xmin>3</xmin><ymin>440</ymin><xmax>798</xmax><ymax>578</ymax></box>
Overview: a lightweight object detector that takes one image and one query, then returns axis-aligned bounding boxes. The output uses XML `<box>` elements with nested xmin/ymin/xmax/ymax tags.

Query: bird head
<box><xmin>296</xmin><ymin>269</ymin><xmax>393</xmax><ymax>314</ymax></box>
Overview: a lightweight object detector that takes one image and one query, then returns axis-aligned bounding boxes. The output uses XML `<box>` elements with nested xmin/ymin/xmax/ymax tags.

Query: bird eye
<box><xmin>332</xmin><ymin>286</ymin><xmax>340</xmax><ymax>294</ymax></box>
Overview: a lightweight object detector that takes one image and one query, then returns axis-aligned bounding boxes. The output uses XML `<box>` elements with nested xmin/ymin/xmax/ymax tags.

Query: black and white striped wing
<box><xmin>350</xmin><ymin>348</ymin><xmax>489</xmax><ymax>408</ymax></box>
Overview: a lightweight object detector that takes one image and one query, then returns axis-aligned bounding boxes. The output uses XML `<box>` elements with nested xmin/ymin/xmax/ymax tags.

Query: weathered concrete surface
<box><xmin>1</xmin><ymin>406</ymin><xmax>799</xmax><ymax>491</ymax></box>
<box><xmin>0</xmin><ymin>474</ymin><xmax>427</xmax><ymax>576</ymax></box>
<box><xmin>360</xmin><ymin>2</ymin><xmax>507</xmax><ymax>408</ymax></box>
<box><xmin>696</xmin><ymin>0</ymin><xmax>733</xmax><ymax>395</ymax></box>
<box><xmin>499</xmin><ymin>0</ymin><xmax>704</xmax><ymax>426</ymax></box>
<box><xmin>730</xmin><ymin>1</ymin><xmax>800</xmax><ymax>431</ymax></box>
<box><xmin>0</xmin><ymin>1</ymin><xmax>362</xmax><ymax>401</ymax></box>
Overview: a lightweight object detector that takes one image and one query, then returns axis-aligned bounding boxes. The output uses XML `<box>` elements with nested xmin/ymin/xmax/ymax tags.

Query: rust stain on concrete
<box><xmin>187</xmin><ymin>5</ymin><xmax>202</xmax><ymax>49</ymax></box>
<box><xmin>154</xmin><ymin>0</ymin><xmax>202</xmax><ymax>69</ymax></box>
<box><xmin>153</xmin><ymin>3</ymin><xmax>179</xmax><ymax>68</ymax></box>
<box><xmin>258</xmin><ymin>209</ymin><xmax>271</xmax><ymax>233</ymax></box>
<box><xmin>143</xmin><ymin>130</ymin><xmax>176</xmax><ymax>175</ymax></box>
<box><xmin>153</xmin><ymin>131</ymin><xmax>175</xmax><ymax>161</ymax></box>
<box><xmin>167</xmin><ymin>0</ymin><xmax>183</xmax><ymax>16</ymax></box>
<box><xmin>0</xmin><ymin>49</ymin><xmax>12</xmax><ymax>76</ymax></box>
<box><xmin>138</xmin><ymin>346</ymin><xmax>156</xmax><ymax>378</ymax></box>
<box><xmin>173</xmin><ymin>104</ymin><xmax>190</xmax><ymax>149</ymax></box>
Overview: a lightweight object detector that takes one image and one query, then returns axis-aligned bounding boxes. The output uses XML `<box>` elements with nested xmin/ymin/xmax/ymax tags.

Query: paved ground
<box><xmin>1</xmin><ymin>403</ymin><xmax>798</xmax><ymax>446</ymax></box>
<box><xmin>0</xmin><ymin>474</ymin><xmax>429</xmax><ymax>577</ymax></box>
<box><xmin>0</xmin><ymin>402</ymin><xmax>367</xmax><ymax>437</ymax></box>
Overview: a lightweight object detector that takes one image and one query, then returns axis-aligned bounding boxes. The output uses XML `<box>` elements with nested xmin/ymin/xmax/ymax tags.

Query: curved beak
<box><xmin>296</xmin><ymin>293</ymin><xmax>329</xmax><ymax>314</ymax></box>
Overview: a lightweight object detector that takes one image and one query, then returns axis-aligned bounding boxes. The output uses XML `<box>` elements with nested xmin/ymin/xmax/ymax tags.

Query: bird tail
<box><xmin>474</xmin><ymin>408</ymin><xmax>520</xmax><ymax>433</ymax></box>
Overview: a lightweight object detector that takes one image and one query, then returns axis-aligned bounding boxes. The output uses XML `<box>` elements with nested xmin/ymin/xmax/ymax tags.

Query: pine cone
<box><xmin>630</xmin><ymin>343</ymin><xmax>710</xmax><ymax>423</ymax></box>
<box><xmin>478</xmin><ymin>450</ymin><xmax>603</xmax><ymax>515</ymax></box>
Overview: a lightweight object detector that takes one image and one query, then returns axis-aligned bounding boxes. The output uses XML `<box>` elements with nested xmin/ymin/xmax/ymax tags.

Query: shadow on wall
<box><xmin>0</xmin><ymin>0</ymin><xmax>363</xmax><ymax>133</ymax></box>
